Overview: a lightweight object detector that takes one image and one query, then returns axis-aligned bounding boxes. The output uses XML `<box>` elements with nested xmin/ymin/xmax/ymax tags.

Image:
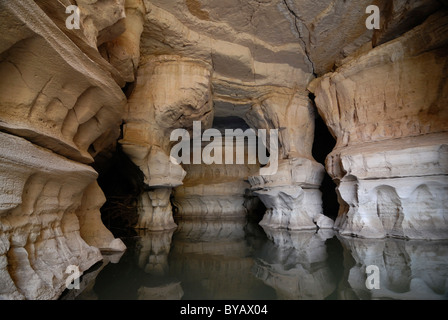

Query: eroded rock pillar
<box><xmin>310</xmin><ymin>12</ymin><xmax>448</xmax><ymax>239</ymax></box>
<box><xmin>246</xmin><ymin>91</ymin><xmax>333</xmax><ymax>230</ymax></box>
<box><xmin>120</xmin><ymin>55</ymin><xmax>214</xmax><ymax>230</ymax></box>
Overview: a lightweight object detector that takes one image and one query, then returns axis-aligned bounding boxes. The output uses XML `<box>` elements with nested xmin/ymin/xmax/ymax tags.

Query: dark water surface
<box><xmin>62</xmin><ymin>218</ymin><xmax>448</xmax><ymax>300</ymax></box>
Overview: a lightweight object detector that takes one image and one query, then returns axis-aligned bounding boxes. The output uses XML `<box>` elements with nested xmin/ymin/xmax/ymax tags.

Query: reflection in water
<box><xmin>65</xmin><ymin>217</ymin><xmax>448</xmax><ymax>300</ymax></box>
<box><xmin>338</xmin><ymin>236</ymin><xmax>448</xmax><ymax>300</ymax></box>
<box><xmin>169</xmin><ymin>219</ymin><xmax>276</xmax><ymax>299</ymax></box>
<box><xmin>253</xmin><ymin>227</ymin><xmax>336</xmax><ymax>299</ymax></box>
<box><xmin>136</xmin><ymin>229</ymin><xmax>184</xmax><ymax>300</ymax></box>
<box><xmin>137</xmin><ymin>229</ymin><xmax>175</xmax><ymax>276</ymax></box>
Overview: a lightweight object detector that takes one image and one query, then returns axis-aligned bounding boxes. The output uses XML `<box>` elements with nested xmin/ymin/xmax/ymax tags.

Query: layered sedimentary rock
<box><xmin>173</xmin><ymin>117</ymin><xmax>260</xmax><ymax>219</ymax></box>
<box><xmin>128</xmin><ymin>0</ymin><xmax>331</xmax><ymax>229</ymax></box>
<box><xmin>0</xmin><ymin>132</ymin><xmax>101</xmax><ymax>299</ymax></box>
<box><xmin>99</xmin><ymin>0</ymin><xmax>146</xmax><ymax>82</ymax></box>
<box><xmin>120</xmin><ymin>55</ymin><xmax>214</xmax><ymax>230</ymax></box>
<box><xmin>173</xmin><ymin>163</ymin><xmax>258</xmax><ymax>219</ymax></box>
<box><xmin>310</xmin><ymin>11</ymin><xmax>448</xmax><ymax>239</ymax></box>
<box><xmin>253</xmin><ymin>228</ymin><xmax>336</xmax><ymax>299</ymax></box>
<box><xmin>76</xmin><ymin>182</ymin><xmax>127</xmax><ymax>252</ymax></box>
<box><xmin>338</xmin><ymin>235</ymin><xmax>448</xmax><ymax>299</ymax></box>
<box><xmin>0</xmin><ymin>0</ymin><xmax>127</xmax><ymax>164</ymax></box>
<box><xmin>246</xmin><ymin>91</ymin><xmax>332</xmax><ymax>230</ymax></box>
<box><xmin>2</xmin><ymin>0</ymin><xmax>447</xmax><ymax>301</ymax></box>
<box><xmin>0</xmin><ymin>0</ymin><xmax>127</xmax><ymax>299</ymax></box>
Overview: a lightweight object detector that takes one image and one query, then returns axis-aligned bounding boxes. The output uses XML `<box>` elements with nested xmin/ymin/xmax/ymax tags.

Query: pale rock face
<box><xmin>120</xmin><ymin>55</ymin><xmax>214</xmax><ymax>230</ymax></box>
<box><xmin>0</xmin><ymin>1</ymin><xmax>127</xmax><ymax>164</ymax></box>
<box><xmin>338</xmin><ymin>236</ymin><xmax>448</xmax><ymax>299</ymax></box>
<box><xmin>311</xmin><ymin>11</ymin><xmax>448</xmax><ymax>239</ymax></box>
<box><xmin>76</xmin><ymin>181</ymin><xmax>127</xmax><ymax>252</ymax></box>
<box><xmin>331</xmin><ymin>134</ymin><xmax>448</xmax><ymax>239</ymax></box>
<box><xmin>245</xmin><ymin>91</ymin><xmax>331</xmax><ymax>230</ymax></box>
<box><xmin>2</xmin><ymin>0</ymin><xmax>447</xmax><ymax>301</ymax></box>
<box><xmin>120</xmin><ymin>55</ymin><xmax>214</xmax><ymax>168</ymax></box>
<box><xmin>0</xmin><ymin>132</ymin><xmax>102</xmax><ymax>300</ymax></box>
<box><xmin>76</xmin><ymin>0</ymin><xmax>127</xmax><ymax>47</ymax></box>
<box><xmin>100</xmin><ymin>0</ymin><xmax>146</xmax><ymax>82</ymax></box>
<box><xmin>245</xmin><ymin>91</ymin><xmax>316</xmax><ymax>160</ymax></box>
<box><xmin>173</xmin><ymin>161</ymin><xmax>259</xmax><ymax>219</ymax></box>
<box><xmin>0</xmin><ymin>0</ymin><xmax>126</xmax><ymax>300</ymax></box>
<box><xmin>249</xmin><ymin>158</ymin><xmax>333</xmax><ymax>230</ymax></box>
<box><xmin>136</xmin><ymin>189</ymin><xmax>177</xmax><ymax>231</ymax></box>
<box><xmin>253</xmin><ymin>228</ymin><xmax>336</xmax><ymax>299</ymax></box>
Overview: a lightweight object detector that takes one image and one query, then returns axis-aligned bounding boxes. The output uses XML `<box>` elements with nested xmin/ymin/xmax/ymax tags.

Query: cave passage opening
<box><xmin>94</xmin><ymin>98</ymin><xmax>339</xmax><ymax>236</ymax></box>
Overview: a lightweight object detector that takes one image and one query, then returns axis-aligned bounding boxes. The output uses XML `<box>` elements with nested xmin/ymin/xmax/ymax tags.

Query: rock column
<box><xmin>310</xmin><ymin>12</ymin><xmax>448</xmax><ymax>239</ymax></box>
<box><xmin>246</xmin><ymin>91</ymin><xmax>333</xmax><ymax>230</ymax></box>
<box><xmin>120</xmin><ymin>55</ymin><xmax>214</xmax><ymax>230</ymax></box>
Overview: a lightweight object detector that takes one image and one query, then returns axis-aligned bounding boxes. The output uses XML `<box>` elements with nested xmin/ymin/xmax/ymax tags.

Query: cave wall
<box><xmin>309</xmin><ymin>9</ymin><xmax>448</xmax><ymax>239</ymax></box>
<box><xmin>0</xmin><ymin>0</ymin><xmax>447</xmax><ymax>299</ymax></box>
<box><xmin>0</xmin><ymin>0</ymin><xmax>127</xmax><ymax>299</ymax></box>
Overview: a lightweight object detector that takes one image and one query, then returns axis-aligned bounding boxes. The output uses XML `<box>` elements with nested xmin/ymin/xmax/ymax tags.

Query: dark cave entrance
<box><xmin>93</xmin><ymin>144</ymin><xmax>143</xmax><ymax>238</ymax></box>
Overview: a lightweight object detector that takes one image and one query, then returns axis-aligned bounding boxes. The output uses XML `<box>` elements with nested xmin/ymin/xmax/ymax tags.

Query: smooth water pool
<box><xmin>62</xmin><ymin>218</ymin><xmax>448</xmax><ymax>300</ymax></box>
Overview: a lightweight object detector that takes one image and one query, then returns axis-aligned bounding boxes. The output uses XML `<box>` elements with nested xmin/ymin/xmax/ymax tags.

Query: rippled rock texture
<box><xmin>0</xmin><ymin>1</ymin><xmax>126</xmax><ymax>299</ymax></box>
<box><xmin>310</xmin><ymin>10</ymin><xmax>448</xmax><ymax>239</ymax></box>
<box><xmin>1</xmin><ymin>0</ymin><xmax>447</xmax><ymax>300</ymax></box>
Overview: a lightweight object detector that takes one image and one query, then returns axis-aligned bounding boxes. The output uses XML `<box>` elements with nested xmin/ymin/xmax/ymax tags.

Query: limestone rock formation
<box><xmin>136</xmin><ymin>188</ymin><xmax>177</xmax><ymax>231</ymax></box>
<box><xmin>99</xmin><ymin>0</ymin><xmax>146</xmax><ymax>82</ymax></box>
<box><xmin>2</xmin><ymin>0</ymin><xmax>448</xmax><ymax>301</ymax></box>
<box><xmin>172</xmin><ymin>117</ymin><xmax>260</xmax><ymax>219</ymax></box>
<box><xmin>310</xmin><ymin>10</ymin><xmax>448</xmax><ymax>239</ymax></box>
<box><xmin>0</xmin><ymin>0</ymin><xmax>127</xmax><ymax>164</ymax></box>
<box><xmin>0</xmin><ymin>0</ymin><xmax>126</xmax><ymax>299</ymax></box>
<box><xmin>0</xmin><ymin>132</ymin><xmax>102</xmax><ymax>300</ymax></box>
<box><xmin>120</xmin><ymin>55</ymin><xmax>213</xmax><ymax>230</ymax></box>
<box><xmin>173</xmin><ymin>163</ymin><xmax>258</xmax><ymax>219</ymax></box>
<box><xmin>76</xmin><ymin>181</ymin><xmax>127</xmax><ymax>252</ymax></box>
<box><xmin>245</xmin><ymin>91</ymin><xmax>331</xmax><ymax>230</ymax></box>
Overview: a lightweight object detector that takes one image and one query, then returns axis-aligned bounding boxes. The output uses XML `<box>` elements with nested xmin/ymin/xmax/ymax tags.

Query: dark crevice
<box><xmin>310</xmin><ymin>93</ymin><xmax>339</xmax><ymax>221</ymax></box>
<box><xmin>282</xmin><ymin>0</ymin><xmax>317</xmax><ymax>77</ymax></box>
<box><xmin>93</xmin><ymin>142</ymin><xmax>145</xmax><ymax>238</ymax></box>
